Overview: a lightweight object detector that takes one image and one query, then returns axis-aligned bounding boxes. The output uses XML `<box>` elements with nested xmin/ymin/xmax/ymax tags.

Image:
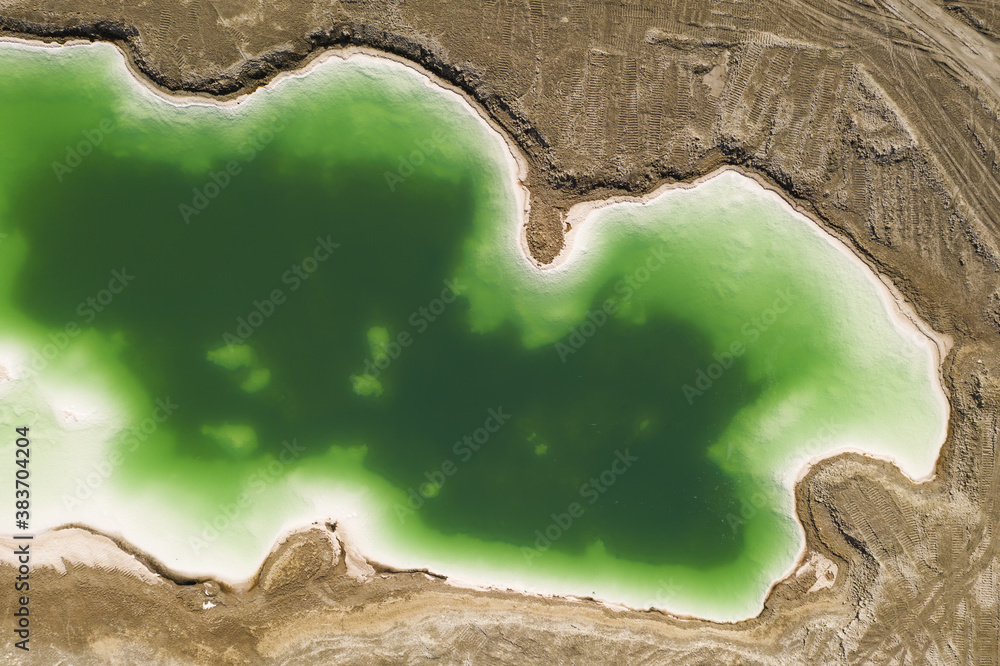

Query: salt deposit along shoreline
<box><xmin>0</xmin><ymin>37</ymin><xmax>949</xmax><ymax>623</ymax></box>
<box><xmin>540</xmin><ymin>167</ymin><xmax>950</xmax><ymax>619</ymax></box>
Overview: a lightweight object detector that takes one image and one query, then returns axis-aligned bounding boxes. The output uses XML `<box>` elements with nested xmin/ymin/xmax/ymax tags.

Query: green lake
<box><xmin>0</xmin><ymin>41</ymin><xmax>947</xmax><ymax>620</ymax></box>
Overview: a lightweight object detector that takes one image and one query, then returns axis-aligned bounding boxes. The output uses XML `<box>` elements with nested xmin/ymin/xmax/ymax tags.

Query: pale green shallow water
<box><xmin>0</xmin><ymin>42</ymin><xmax>946</xmax><ymax>620</ymax></box>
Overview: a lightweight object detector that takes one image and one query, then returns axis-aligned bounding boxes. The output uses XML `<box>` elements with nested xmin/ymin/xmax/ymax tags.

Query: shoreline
<box><xmin>0</xmin><ymin>36</ymin><xmax>534</xmax><ymax>262</ymax></box>
<box><xmin>552</xmin><ymin>164</ymin><xmax>952</xmax><ymax>478</ymax></box>
<box><xmin>554</xmin><ymin>166</ymin><xmax>952</xmax><ymax>385</ymax></box>
<box><xmin>0</xmin><ymin>36</ymin><xmax>951</xmax><ymax>624</ymax></box>
<box><xmin>546</xmin><ymin>168</ymin><xmax>953</xmax><ymax>620</ymax></box>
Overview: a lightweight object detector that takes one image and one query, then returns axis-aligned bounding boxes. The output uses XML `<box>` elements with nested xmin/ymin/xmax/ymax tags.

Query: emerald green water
<box><xmin>0</xmin><ymin>42</ymin><xmax>946</xmax><ymax>620</ymax></box>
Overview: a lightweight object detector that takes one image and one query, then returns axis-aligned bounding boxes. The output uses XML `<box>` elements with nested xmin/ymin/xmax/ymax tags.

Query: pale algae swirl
<box><xmin>0</xmin><ymin>41</ymin><xmax>946</xmax><ymax>621</ymax></box>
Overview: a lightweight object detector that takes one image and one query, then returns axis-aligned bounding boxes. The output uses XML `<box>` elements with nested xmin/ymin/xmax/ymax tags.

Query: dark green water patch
<box><xmin>12</xmin><ymin>146</ymin><xmax>757</xmax><ymax>567</ymax></box>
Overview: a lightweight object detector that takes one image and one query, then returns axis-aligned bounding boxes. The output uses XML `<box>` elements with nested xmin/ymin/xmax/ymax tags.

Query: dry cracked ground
<box><xmin>2</xmin><ymin>0</ymin><xmax>1000</xmax><ymax>663</ymax></box>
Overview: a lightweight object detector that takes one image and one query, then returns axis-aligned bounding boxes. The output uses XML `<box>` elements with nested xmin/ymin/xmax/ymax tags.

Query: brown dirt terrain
<box><xmin>1</xmin><ymin>0</ymin><xmax>1000</xmax><ymax>663</ymax></box>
